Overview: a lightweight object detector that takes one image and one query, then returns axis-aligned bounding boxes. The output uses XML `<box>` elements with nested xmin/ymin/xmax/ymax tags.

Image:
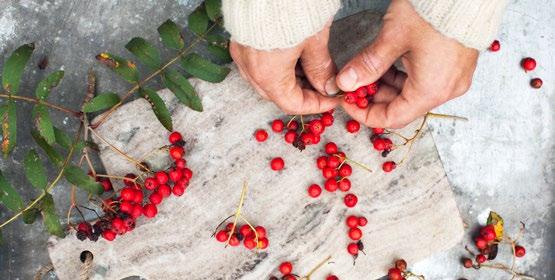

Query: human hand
<box><xmin>336</xmin><ymin>0</ymin><xmax>479</xmax><ymax>128</ymax></box>
<box><xmin>230</xmin><ymin>23</ymin><xmax>340</xmax><ymax>115</ymax></box>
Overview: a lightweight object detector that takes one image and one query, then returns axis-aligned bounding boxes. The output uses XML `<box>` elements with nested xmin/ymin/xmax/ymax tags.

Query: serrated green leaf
<box><xmin>0</xmin><ymin>170</ymin><xmax>24</xmax><ymax>211</ymax></box>
<box><xmin>205</xmin><ymin>0</ymin><xmax>222</xmax><ymax>20</ymax></box>
<box><xmin>95</xmin><ymin>53</ymin><xmax>139</xmax><ymax>83</ymax></box>
<box><xmin>138</xmin><ymin>88</ymin><xmax>173</xmax><ymax>131</ymax></box>
<box><xmin>158</xmin><ymin>20</ymin><xmax>185</xmax><ymax>50</ymax></box>
<box><xmin>188</xmin><ymin>6</ymin><xmax>209</xmax><ymax>35</ymax></box>
<box><xmin>23</xmin><ymin>149</ymin><xmax>48</xmax><ymax>190</ymax></box>
<box><xmin>181</xmin><ymin>53</ymin><xmax>230</xmax><ymax>82</ymax></box>
<box><xmin>33</xmin><ymin>105</ymin><xmax>55</xmax><ymax>144</ymax></box>
<box><xmin>207</xmin><ymin>45</ymin><xmax>232</xmax><ymax>64</ymax></box>
<box><xmin>53</xmin><ymin>127</ymin><xmax>71</xmax><ymax>149</ymax></box>
<box><xmin>22</xmin><ymin>207</ymin><xmax>40</xmax><ymax>224</ymax></box>
<box><xmin>31</xmin><ymin>130</ymin><xmax>63</xmax><ymax>167</ymax></box>
<box><xmin>40</xmin><ymin>194</ymin><xmax>65</xmax><ymax>237</ymax></box>
<box><xmin>64</xmin><ymin>165</ymin><xmax>103</xmax><ymax>195</ymax></box>
<box><xmin>35</xmin><ymin>70</ymin><xmax>64</xmax><ymax>100</ymax></box>
<box><xmin>82</xmin><ymin>92</ymin><xmax>120</xmax><ymax>113</ymax></box>
<box><xmin>1</xmin><ymin>101</ymin><xmax>17</xmax><ymax>156</ymax></box>
<box><xmin>2</xmin><ymin>43</ymin><xmax>34</xmax><ymax>94</ymax></box>
<box><xmin>125</xmin><ymin>37</ymin><xmax>162</xmax><ymax>69</ymax></box>
<box><xmin>162</xmin><ymin>69</ymin><xmax>203</xmax><ymax>112</ymax></box>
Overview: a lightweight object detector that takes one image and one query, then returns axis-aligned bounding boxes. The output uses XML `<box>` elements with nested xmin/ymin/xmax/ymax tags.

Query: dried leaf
<box><xmin>188</xmin><ymin>6</ymin><xmax>209</xmax><ymax>35</ymax></box>
<box><xmin>22</xmin><ymin>207</ymin><xmax>40</xmax><ymax>224</ymax></box>
<box><xmin>139</xmin><ymin>88</ymin><xmax>173</xmax><ymax>131</ymax></box>
<box><xmin>205</xmin><ymin>0</ymin><xmax>222</xmax><ymax>20</ymax></box>
<box><xmin>23</xmin><ymin>149</ymin><xmax>48</xmax><ymax>190</ymax></box>
<box><xmin>487</xmin><ymin>211</ymin><xmax>504</xmax><ymax>241</ymax></box>
<box><xmin>95</xmin><ymin>53</ymin><xmax>139</xmax><ymax>83</ymax></box>
<box><xmin>2</xmin><ymin>43</ymin><xmax>34</xmax><ymax>94</ymax></box>
<box><xmin>33</xmin><ymin>105</ymin><xmax>55</xmax><ymax>144</ymax></box>
<box><xmin>40</xmin><ymin>194</ymin><xmax>65</xmax><ymax>237</ymax></box>
<box><xmin>162</xmin><ymin>69</ymin><xmax>203</xmax><ymax>112</ymax></box>
<box><xmin>82</xmin><ymin>92</ymin><xmax>120</xmax><ymax>113</ymax></box>
<box><xmin>64</xmin><ymin>165</ymin><xmax>103</xmax><ymax>195</ymax></box>
<box><xmin>158</xmin><ymin>20</ymin><xmax>185</xmax><ymax>50</ymax></box>
<box><xmin>0</xmin><ymin>170</ymin><xmax>24</xmax><ymax>211</ymax></box>
<box><xmin>35</xmin><ymin>70</ymin><xmax>64</xmax><ymax>100</ymax></box>
<box><xmin>181</xmin><ymin>53</ymin><xmax>230</xmax><ymax>82</ymax></box>
<box><xmin>31</xmin><ymin>130</ymin><xmax>63</xmax><ymax>167</ymax></box>
<box><xmin>1</xmin><ymin>101</ymin><xmax>17</xmax><ymax>156</ymax></box>
<box><xmin>125</xmin><ymin>37</ymin><xmax>162</xmax><ymax>69</ymax></box>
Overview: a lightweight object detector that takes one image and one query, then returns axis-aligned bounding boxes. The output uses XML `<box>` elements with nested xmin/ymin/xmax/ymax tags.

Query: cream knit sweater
<box><xmin>222</xmin><ymin>0</ymin><xmax>508</xmax><ymax>51</ymax></box>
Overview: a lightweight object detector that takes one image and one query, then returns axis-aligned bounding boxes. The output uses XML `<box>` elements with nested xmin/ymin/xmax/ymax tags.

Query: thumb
<box><xmin>300</xmin><ymin>24</ymin><xmax>338</xmax><ymax>96</ymax></box>
<box><xmin>336</xmin><ymin>32</ymin><xmax>406</xmax><ymax>92</ymax></box>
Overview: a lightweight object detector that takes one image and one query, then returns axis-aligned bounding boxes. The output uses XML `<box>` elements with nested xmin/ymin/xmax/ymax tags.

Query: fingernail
<box><xmin>325</xmin><ymin>77</ymin><xmax>340</xmax><ymax>96</ymax></box>
<box><xmin>338</xmin><ymin>67</ymin><xmax>358</xmax><ymax>90</ymax></box>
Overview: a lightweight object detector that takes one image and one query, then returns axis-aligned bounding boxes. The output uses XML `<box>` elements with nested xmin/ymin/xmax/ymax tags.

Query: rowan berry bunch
<box><xmin>75</xmin><ymin>131</ymin><xmax>193</xmax><ymax>242</ymax></box>
<box><xmin>215</xmin><ymin>223</ymin><xmax>269</xmax><ymax>250</ymax></box>
<box><xmin>268</xmin><ymin>256</ymin><xmax>337</xmax><ymax>280</ymax></box>
<box><xmin>345</xmin><ymin>215</ymin><xmax>367</xmax><ymax>261</ymax></box>
<box><xmin>343</xmin><ymin>83</ymin><xmax>380</xmax><ymax>109</ymax></box>
<box><xmin>386</xmin><ymin>259</ymin><xmax>425</xmax><ymax>280</ymax></box>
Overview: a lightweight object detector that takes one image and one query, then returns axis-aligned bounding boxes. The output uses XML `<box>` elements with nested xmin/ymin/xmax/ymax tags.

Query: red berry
<box><xmin>325</xmin><ymin>142</ymin><xmax>338</xmax><ymax>155</ymax></box>
<box><xmin>279</xmin><ymin>262</ymin><xmax>293</xmax><ymax>275</ymax></box>
<box><xmin>182</xmin><ymin>168</ymin><xmax>193</xmax><ymax>180</ymax></box>
<box><xmin>308</xmin><ymin>184</ymin><xmax>322</xmax><ymax>198</ymax></box>
<box><xmin>347</xmin><ymin>243</ymin><xmax>359</xmax><ymax>255</ymax></box>
<box><xmin>316</xmin><ymin>156</ymin><xmax>328</xmax><ymax>169</ymax></box>
<box><xmin>111</xmin><ymin>217</ymin><xmax>125</xmax><ymax>230</ymax></box>
<box><xmin>243</xmin><ymin>237</ymin><xmax>257</xmax><ymax>250</ymax></box>
<box><xmin>168</xmin><ymin>168</ymin><xmax>182</xmax><ymax>183</ymax></box>
<box><xmin>395</xmin><ymin>259</ymin><xmax>407</xmax><ymax>271</ymax></box>
<box><xmin>168</xmin><ymin>131</ymin><xmax>183</xmax><ymax>144</ymax></box>
<box><xmin>120</xmin><ymin>187</ymin><xmax>136</xmax><ymax>201</ymax></box>
<box><xmin>119</xmin><ymin>200</ymin><xmax>133</xmax><ymax>213</ymax></box>
<box><xmin>123</xmin><ymin>173</ymin><xmax>137</xmax><ymax>186</ymax></box>
<box><xmin>372</xmin><ymin>127</ymin><xmax>384</xmax><ymax>134</ymax></box>
<box><xmin>355</xmin><ymin>97</ymin><xmax>369</xmax><ymax>108</ymax></box>
<box><xmin>282</xmin><ymin>275</ymin><xmax>296</xmax><ymax>280</ymax></box>
<box><xmin>172</xmin><ymin>185</ymin><xmax>185</xmax><ymax>196</ymax></box>
<box><xmin>346</xmin><ymin>215</ymin><xmax>359</xmax><ymax>228</ymax></box>
<box><xmin>489</xmin><ymin>40</ymin><xmax>500</xmax><ymax>52</ymax></box>
<box><xmin>132</xmin><ymin>189</ymin><xmax>143</xmax><ymax>204</ymax></box>
<box><xmin>521</xmin><ymin>57</ymin><xmax>536</xmax><ymax>71</ymax></box>
<box><xmin>309</xmin><ymin>119</ymin><xmax>324</xmax><ymax>135</ymax></box>
<box><xmin>143</xmin><ymin>203</ymin><xmax>158</xmax><ymax>218</ymax></box>
<box><xmin>358</xmin><ymin>216</ymin><xmax>368</xmax><ymax>227</ymax></box>
<box><xmin>382</xmin><ymin>161</ymin><xmax>396</xmax><ymax>173</ymax></box>
<box><xmin>149</xmin><ymin>192</ymin><xmax>163</xmax><ymax>204</ymax></box>
<box><xmin>254</xmin><ymin>129</ymin><xmax>269</xmax><ymax>142</ymax></box>
<box><xmin>530</xmin><ymin>78</ymin><xmax>543</xmax><ymax>89</ymax></box>
<box><xmin>366</xmin><ymin>82</ymin><xmax>379</xmax><ymax>95</ymax></box>
<box><xmin>326</xmin><ymin>275</ymin><xmax>339</xmax><ymax>280</ymax></box>
<box><xmin>169</xmin><ymin>146</ymin><xmax>185</xmax><ymax>160</ymax></box>
<box><xmin>287</xmin><ymin>121</ymin><xmax>299</xmax><ymax>130</ymax></box>
<box><xmin>372</xmin><ymin>138</ymin><xmax>386</xmax><ymax>151</ymax></box>
<box><xmin>284</xmin><ymin>130</ymin><xmax>297</xmax><ymax>143</ymax></box>
<box><xmin>225</xmin><ymin>223</ymin><xmax>235</xmax><ymax>231</ymax></box>
<box><xmin>239</xmin><ymin>224</ymin><xmax>252</xmax><ymax>237</ymax></box>
<box><xmin>98</xmin><ymin>178</ymin><xmax>113</xmax><ymax>191</ymax></box>
<box><xmin>155</xmin><ymin>171</ymin><xmax>169</xmax><ymax>185</ymax></box>
<box><xmin>324</xmin><ymin>178</ymin><xmax>338</xmax><ymax>192</ymax></box>
<box><xmin>462</xmin><ymin>258</ymin><xmax>473</xmax><ymax>268</ymax></box>
<box><xmin>383</xmin><ymin>138</ymin><xmax>393</xmax><ymax>150</ymax></box>
<box><xmin>348</xmin><ymin>227</ymin><xmax>363</xmax><ymax>240</ymax></box>
<box><xmin>321</xmin><ymin>113</ymin><xmax>334</xmax><ymax>127</ymax></box>
<box><xmin>102</xmin><ymin>230</ymin><xmax>117</xmax><ymax>241</ymax></box>
<box><xmin>77</xmin><ymin>222</ymin><xmax>92</xmax><ymax>234</ymax></box>
<box><xmin>130</xmin><ymin>204</ymin><xmax>142</xmax><ymax>218</ymax></box>
<box><xmin>175</xmin><ymin>158</ymin><xmax>187</xmax><ymax>169</ymax></box>
<box><xmin>257</xmin><ymin>238</ymin><xmax>269</xmax><ymax>249</ymax></box>
<box><xmin>144</xmin><ymin>177</ymin><xmax>159</xmax><ymax>190</ymax></box>
<box><xmin>475</xmin><ymin>236</ymin><xmax>488</xmax><ymax>250</ymax></box>
<box><xmin>346</xmin><ymin>120</ymin><xmax>360</xmax><ymax>133</ymax></box>
<box><xmin>215</xmin><ymin>230</ymin><xmax>229</xmax><ymax>242</ymax></box>
<box><xmin>270</xmin><ymin>157</ymin><xmax>285</xmax><ymax>171</ymax></box>
<box><xmin>158</xmin><ymin>184</ymin><xmax>171</xmax><ymax>197</ymax></box>
<box><xmin>300</xmin><ymin>132</ymin><xmax>315</xmax><ymax>145</ymax></box>
<box><xmin>326</xmin><ymin>156</ymin><xmax>341</xmax><ymax>169</ymax></box>
<box><xmin>387</xmin><ymin>268</ymin><xmax>403</xmax><ymax>280</ymax></box>
<box><xmin>338</xmin><ymin>178</ymin><xmax>351</xmax><ymax>192</ymax></box>
<box><xmin>344</xmin><ymin>92</ymin><xmax>357</xmax><ymax>104</ymax></box>
<box><xmin>515</xmin><ymin>245</ymin><xmax>526</xmax><ymax>257</ymax></box>
<box><xmin>254</xmin><ymin>226</ymin><xmax>267</xmax><ymax>239</ymax></box>
<box><xmin>322</xmin><ymin>167</ymin><xmax>336</xmax><ymax>179</ymax></box>
<box><xmin>480</xmin><ymin>225</ymin><xmax>496</xmax><ymax>241</ymax></box>
<box><xmin>228</xmin><ymin>235</ymin><xmax>240</xmax><ymax>246</ymax></box>
<box><xmin>338</xmin><ymin>164</ymin><xmax>352</xmax><ymax>177</ymax></box>
<box><xmin>344</xmin><ymin>193</ymin><xmax>358</xmax><ymax>208</ymax></box>
<box><xmin>355</xmin><ymin>86</ymin><xmax>367</xmax><ymax>98</ymax></box>
<box><xmin>476</xmin><ymin>254</ymin><xmax>487</xmax><ymax>264</ymax></box>
<box><xmin>271</xmin><ymin>119</ymin><xmax>285</xmax><ymax>132</ymax></box>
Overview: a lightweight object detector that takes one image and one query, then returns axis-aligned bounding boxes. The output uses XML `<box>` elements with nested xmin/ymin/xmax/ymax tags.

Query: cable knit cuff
<box><xmin>409</xmin><ymin>0</ymin><xmax>508</xmax><ymax>50</ymax></box>
<box><xmin>222</xmin><ymin>0</ymin><xmax>341</xmax><ymax>50</ymax></box>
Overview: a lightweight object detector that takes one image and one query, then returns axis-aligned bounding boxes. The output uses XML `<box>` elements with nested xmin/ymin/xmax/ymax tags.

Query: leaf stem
<box><xmin>0</xmin><ymin>93</ymin><xmax>81</xmax><ymax>117</ymax></box>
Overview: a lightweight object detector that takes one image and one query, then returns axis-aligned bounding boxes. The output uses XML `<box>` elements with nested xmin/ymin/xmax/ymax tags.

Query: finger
<box><xmin>300</xmin><ymin>27</ymin><xmax>337</xmax><ymax>96</ymax></box>
<box><xmin>235</xmin><ymin>59</ymin><xmax>270</xmax><ymax>100</ymax></box>
<box><xmin>269</xmin><ymin>79</ymin><xmax>339</xmax><ymax>115</ymax></box>
<box><xmin>336</xmin><ymin>30</ymin><xmax>407</xmax><ymax>92</ymax></box>
<box><xmin>380</xmin><ymin>67</ymin><xmax>407</xmax><ymax>90</ymax></box>
<box><xmin>370</xmin><ymin>84</ymin><xmax>400</xmax><ymax>103</ymax></box>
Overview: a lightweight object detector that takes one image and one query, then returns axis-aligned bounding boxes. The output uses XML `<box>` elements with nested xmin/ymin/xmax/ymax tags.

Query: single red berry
<box><xmin>366</xmin><ymin>82</ymin><xmax>379</xmax><ymax>95</ymax></box>
<box><xmin>355</xmin><ymin>86</ymin><xmax>368</xmax><ymax>98</ymax></box>
<box><xmin>321</xmin><ymin>113</ymin><xmax>334</xmax><ymax>127</ymax></box>
<box><xmin>372</xmin><ymin>127</ymin><xmax>384</xmax><ymax>134</ymax></box>
<box><xmin>131</xmin><ymin>204</ymin><xmax>143</xmax><ymax>218</ymax></box>
<box><xmin>530</xmin><ymin>78</ymin><xmax>543</xmax><ymax>89</ymax></box>
<box><xmin>254</xmin><ymin>129</ymin><xmax>269</xmax><ymax>142</ymax></box>
<box><xmin>120</xmin><ymin>187</ymin><xmax>136</xmax><ymax>201</ymax></box>
<box><xmin>309</xmin><ymin>119</ymin><xmax>324</xmax><ymax>135</ymax></box>
<box><xmin>77</xmin><ymin>222</ymin><xmax>92</xmax><ymax>234</ymax></box>
<box><xmin>282</xmin><ymin>275</ymin><xmax>296</xmax><ymax>280</ymax></box>
<box><xmin>300</xmin><ymin>132</ymin><xmax>315</xmax><ymax>145</ymax></box>
<box><xmin>175</xmin><ymin>158</ymin><xmax>187</xmax><ymax>169</ymax></box>
<box><xmin>515</xmin><ymin>245</ymin><xmax>526</xmax><ymax>257</ymax></box>
<box><xmin>182</xmin><ymin>168</ymin><xmax>193</xmax><ymax>180</ymax></box>
<box><xmin>169</xmin><ymin>146</ymin><xmax>185</xmax><ymax>160</ymax></box>
<box><xmin>387</xmin><ymin>268</ymin><xmax>403</xmax><ymax>280</ymax></box>
<box><xmin>344</xmin><ymin>193</ymin><xmax>358</xmax><ymax>208</ymax></box>
<box><xmin>476</xmin><ymin>254</ymin><xmax>487</xmax><ymax>264</ymax></box>
<box><xmin>239</xmin><ymin>224</ymin><xmax>252</xmax><ymax>237</ymax></box>
<box><xmin>475</xmin><ymin>236</ymin><xmax>488</xmax><ymax>250</ymax></box>
<box><xmin>284</xmin><ymin>130</ymin><xmax>297</xmax><ymax>143</ymax></box>
<box><xmin>144</xmin><ymin>177</ymin><xmax>159</xmax><ymax>191</ymax></box>
<box><xmin>358</xmin><ymin>216</ymin><xmax>368</xmax><ymax>227</ymax></box>
<box><xmin>347</xmin><ymin>243</ymin><xmax>359</xmax><ymax>255</ymax></box>
<box><xmin>132</xmin><ymin>189</ymin><xmax>143</xmax><ymax>204</ymax></box>
<box><xmin>480</xmin><ymin>225</ymin><xmax>496</xmax><ymax>241</ymax></box>
<box><xmin>322</xmin><ymin>167</ymin><xmax>336</xmax><ymax>179</ymax></box>
<box><xmin>168</xmin><ymin>168</ymin><xmax>182</xmax><ymax>183</ymax></box>
<box><xmin>355</xmin><ymin>97</ymin><xmax>369</xmax><ymax>108</ymax></box>
<box><xmin>324</xmin><ymin>178</ymin><xmax>338</xmax><ymax>192</ymax></box>
<box><xmin>123</xmin><ymin>173</ymin><xmax>137</xmax><ymax>186</ymax></box>
<box><xmin>172</xmin><ymin>185</ymin><xmax>185</xmax><ymax>196</ymax></box>
<box><xmin>316</xmin><ymin>156</ymin><xmax>328</xmax><ymax>169</ymax></box>
<box><xmin>228</xmin><ymin>235</ymin><xmax>240</xmax><ymax>246</ymax></box>
<box><xmin>489</xmin><ymin>40</ymin><xmax>500</xmax><ymax>52</ymax></box>
<box><xmin>243</xmin><ymin>237</ymin><xmax>257</xmax><ymax>250</ymax></box>
<box><xmin>287</xmin><ymin>121</ymin><xmax>299</xmax><ymax>130</ymax></box>
<box><xmin>338</xmin><ymin>178</ymin><xmax>351</xmax><ymax>192</ymax></box>
<box><xmin>119</xmin><ymin>200</ymin><xmax>133</xmax><ymax>213</ymax></box>
<box><xmin>102</xmin><ymin>230</ymin><xmax>117</xmax><ymax>241</ymax></box>
<box><xmin>111</xmin><ymin>217</ymin><xmax>124</xmax><ymax>229</ymax></box>
<box><xmin>271</xmin><ymin>119</ymin><xmax>285</xmax><ymax>132</ymax></box>
<box><xmin>155</xmin><ymin>171</ymin><xmax>169</xmax><ymax>185</ymax></box>
<box><xmin>346</xmin><ymin>215</ymin><xmax>359</xmax><ymax>228</ymax></box>
<box><xmin>326</xmin><ymin>156</ymin><xmax>341</xmax><ymax>169</ymax></box>
<box><xmin>254</xmin><ymin>226</ymin><xmax>267</xmax><ymax>239</ymax></box>
<box><xmin>158</xmin><ymin>184</ymin><xmax>171</xmax><ymax>197</ymax></box>
<box><xmin>279</xmin><ymin>262</ymin><xmax>293</xmax><ymax>275</ymax></box>
<box><xmin>344</xmin><ymin>92</ymin><xmax>357</xmax><ymax>104</ymax></box>
<box><xmin>326</xmin><ymin>275</ymin><xmax>339</xmax><ymax>280</ymax></box>
<box><xmin>98</xmin><ymin>178</ymin><xmax>113</xmax><ymax>191</ymax></box>
<box><xmin>346</xmin><ymin>120</ymin><xmax>360</xmax><ymax>133</ymax></box>
<box><xmin>462</xmin><ymin>258</ymin><xmax>473</xmax><ymax>268</ymax></box>
<box><xmin>143</xmin><ymin>203</ymin><xmax>158</xmax><ymax>218</ymax></box>
<box><xmin>257</xmin><ymin>238</ymin><xmax>269</xmax><ymax>249</ymax></box>
<box><xmin>215</xmin><ymin>230</ymin><xmax>229</xmax><ymax>242</ymax></box>
<box><xmin>382</xmin><ymin>161</ymin><xmax>396</xmax><ymax>173</ymax></box>
<box><xmin>395</xmin><ymin>259</ymin><xmax>407</xmax><ymax>271</ymax></box>
<box><xmin>338</xmin><ymin>164</ymin><xmax>352</xmax><ymax>177</ymax></box>
<box><xmin>521</xmin><ymin>57</ymin><xmax>536</xmax><ymax>71</ymax></box>
<box><xmin>168</xmin><ymin>131</ymin><xmax>183</xmax><ymax>144</ymax></box>
<box><xmin>348</xmin><ymin>227</ymin><xmax>363</xmax><ymax>240</ymax></box>
<box><xmin>372</xmin><ymin>138</ymin><xmax>386</xmax><ymax>151</ymax></box>
<box><xmin>325</xmin><ymin>142</ymin><xmax>338</xmax><ymax>155</ymax></box>
<box><xmin>308</xmin><ymin>184</ymin><xmax>322</xmax><ymax>198</ymax></box>
<box><xmin>225</xmin><ymin>223</ymin><xmax>235</xmax><ymax>231</ymax></box>
<box><xmin>383</xmin><ymin>138</ymin><xmax>393</xmax><ymax>150</ymax></box>
<box><xmin>270</xmin><ymin>157</ymin><xmax>285</xmax><ymax>171</ymax></box>
<box><xmin>149</xmin><ymin>192</ymin><xmax>163</xmax><ymax>205</ymax></box>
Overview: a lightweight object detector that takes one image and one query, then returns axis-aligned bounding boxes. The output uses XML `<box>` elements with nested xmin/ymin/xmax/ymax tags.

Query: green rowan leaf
<box><xmin>64</xmin><ymin>165</ymin><xmax>103</xmax><ymax>195</ymax></box>
<box><xmin>33</xmin><ymin>105</ymin><xmax>55</xmax><ymax>144</ymax></box>
<box><xmin>31</xmin><ymin>130</ymin><xmax>63</xmax><ymax>167</ymax></box>
<box><xmin>35</xmin><ymin>70</ymin><xmax>64</xmax><ymax>100</ymax></box>
<box><xmin>2</xmin><ymin>43</ymin><xmax>34</xmax><ymax>94</ymax></box>
<box><xmin>95</xmin><ymin>53</ymin><xmax>139</xmax><ymax>83</ymax></box>
<box><xmin>188</xmin><ymin>6</ymin><xmax>209</xmax><ymax>35</ymax></box>
<box><xmin>162</xmin><ymin>69</ymin><xmax>203</xmax><ymax>112</ymax></box>
<box><xmin>53</xmin><ymin>127</ymin><xmax>71</xmax><ymax>149</ymax></box>
<box><xmin>82</xmin><ymin>92</ymin><xmax>120</xmax><ymax>113</ymax></box>
<box><xmin>0</xmin><ymin>170</ymin><xmax>24</xmax><ymax>211</ymax></box>
<box><xmin>139</xmin><ymin>88</ymin><xmax>173</xmax><ymax>131</ymax></box>
<box><xmin>205</xmin><ymin>0</ymin><xmax>222</xmax><ymax>20</ymax></box>
<box><xmin>158</xmin><ymin>20</ymin><xmax>185</xmax><ymax>50</ymax></box>
<box><xmin>125</xmin><ymin>37</ymin><xmax>162</xmax><ymax>69</ymax></box>
<box><xmin>40</xmin><ymin>194</ymin><xmax>65</xmax><ymax>237</ymax></box>
<box><xmin>207</xmin><ymin>45</ymin><xmax>232</xmax><ymax>64</ymax></box>
<box><xmin>181</xmin><ymin>53</ymin><xmax>230</xmax><ymax>82</ymax></box>
<box><xmin>23</xmin><ymin>149</ymin><xmax>48</xmax><ymax>190</ymax></box>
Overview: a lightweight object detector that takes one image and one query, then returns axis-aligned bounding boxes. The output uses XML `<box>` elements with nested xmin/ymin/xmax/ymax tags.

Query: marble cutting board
<box><xmin>47</xmin><ymin>11</ymin><xmax>464</xmax><ymax>280</ymax></box>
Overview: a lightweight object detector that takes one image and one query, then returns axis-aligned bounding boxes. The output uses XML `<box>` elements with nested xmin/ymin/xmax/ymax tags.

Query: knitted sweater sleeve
<box><xmin>221</xmin><ymin>0</ymin><xmax>507</xmax><ymax>51</ymax></box>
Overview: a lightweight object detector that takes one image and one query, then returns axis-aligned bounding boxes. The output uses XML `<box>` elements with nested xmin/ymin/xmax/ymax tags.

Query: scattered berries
<box><xmin>270</xmin><ymin>157</ymin><xmax>285</xmax><ymax>171</ymax></box>
<box><xmin>382</xmin><ymin>161</ymin><xmax>396</xmax><ymax>173</ymax></box>
<box><xmin>489</xmin><ymin>40</ymin><xmax>500</xmax><ymax>52</ymax></box>
<box><xmin>462</xmin><ymin>258</ymin><xmax>473</xmax><ymax>268</ymax></box>
<box><xmin>530</xmin><ymin>78</ymin><xmax>542</xmax><ymax>89</ymax></box>
<box><xmin>254</xmin><ymin>129</ymin><xmax>269</xmax><ymax>142</ymax></box>
<box><xmin>346</xmin><ymin>120</ymin><xmax>360</xmax><ymax>133</ymax></box>
<box><xmin>279</xmin><ymin>262</ymin><xmax>293</xmax><ymax>275</ymax></box>
<box><xmin>308</xmin><ymin>184</ymin><xmax>322</xmax><ymax>198</ymax></box>
<box><xmin>514</xmin><ymin>245</ymin><xmax>526</xmax><ymax>257</ymax></box>
<box><xmin>521</xmin><ymin>57</ymin><xmax>536</xmax><ymax>72</ymax></box>
<box><xmin>344</xmin><ymin>193</ymin><xmax>358</xmax><ymax>208</ymax></box>
<box><xmin>271</xmin><ymin>119</ymin><xmax>285</xmax><ymax>132</ymax></box>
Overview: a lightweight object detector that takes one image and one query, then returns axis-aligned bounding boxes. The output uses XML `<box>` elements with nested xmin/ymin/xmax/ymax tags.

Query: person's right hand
<box><xmin>230</xmin><ymin>23</ymin><xmax>340</xmax><ymax>115</ymax></box>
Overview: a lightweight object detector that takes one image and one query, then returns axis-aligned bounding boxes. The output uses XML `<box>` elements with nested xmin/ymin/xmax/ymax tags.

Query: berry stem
<box><xmin>95</xmin><ymin>174</ymin><xmax>136</xmax><ymax>182</ymax></box>
<box><xmin>335</xmin><ymin>154</ymin><xmax>373</xmax><ymax>173</ymax></box>
<box><xmin>239</xmin><ymin>215</ymin><xmax>259</xmax><ymax>249</ymax></box>
<box><xmin>286</xmin><ymin>115</ymin><xmax>297</xmax><ymax>128</ymax></box>
<box><xmin>426</xmin><ymin>112</ymin><xmax>468</xmax><ymax>121</ymax></box>
<box><xmin>0</xmin><ymin>92</ymin><xmax>82</xmax><ymax>117</ymax></box>
<box><xmin>224</xmin><ymin>181</ymin><xmax>249</xmax><ymax>247</ymax></box>
<box><xmin>478</xmin><ymin>263</ymin><xmax>535</xmax><ymax>280</ymax></box>
<box><xmin>299</xmin><ymin>255</ymin><xmax>332</xmax><ymax>280</ymax></box>
<box><xmin>136</xmin><ymin>145</ymin><xmax>171</xmax><ymax>164</ymax></box>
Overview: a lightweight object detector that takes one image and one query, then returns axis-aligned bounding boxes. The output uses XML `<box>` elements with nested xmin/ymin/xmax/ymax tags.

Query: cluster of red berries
<box><xmin>462</xmin><ymin>224</ymin><xmax>526</xmax><ymax>268</ymax></box>
<box><xmin>215</xmin><ymin>223</ymin><xmax>269</xmax><ymax>250</ymax></box>
<box><xmin>344</xmin><ymin>83</ymin><xmax>379</xmax><ymax>109</ymax></box>
<box><xmin>386</xmin><ymin>259</ymin><xmax>409</xmax><ymax>280</ymax></box>
<box><xmin>369</xmin><ymin>128</ymin><xmax>397</xmax><ymax>173</ymax></box>
<box><xmin>489</xmin><ymin>40</ymin><xmax>542</xmax><ymax>89</ymax></box>
<box><xmin>76</xmin><ymin>131</ymin><xmax>192</xmax><ymax>242</ymax></box>
<box><xmin>345</xmin><ymin>215</ymin><xmax>367</xmax><ymax>259</ymax></box>
<box><xmin>268</xmin><ymin>261</ymin><xmax>339</xmax><ymax>280</ymax></box>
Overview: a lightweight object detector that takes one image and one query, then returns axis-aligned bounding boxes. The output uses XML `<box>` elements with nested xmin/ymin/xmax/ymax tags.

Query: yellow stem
<box><xmin>225</xmin><ymin>181</ymin><xmax>249</xmax><ymax>246</ymax></box>
<box><xmin>299</xmin><ymin>256</ymin><xmax>332</xmax><ymax>280</ymax></box>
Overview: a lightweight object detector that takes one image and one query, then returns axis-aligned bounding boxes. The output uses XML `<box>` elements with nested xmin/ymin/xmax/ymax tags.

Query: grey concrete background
<box><xmin>0</xmin><ymin>0</ymin><xmax>552</xmax><ymax>279</ymax></box>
